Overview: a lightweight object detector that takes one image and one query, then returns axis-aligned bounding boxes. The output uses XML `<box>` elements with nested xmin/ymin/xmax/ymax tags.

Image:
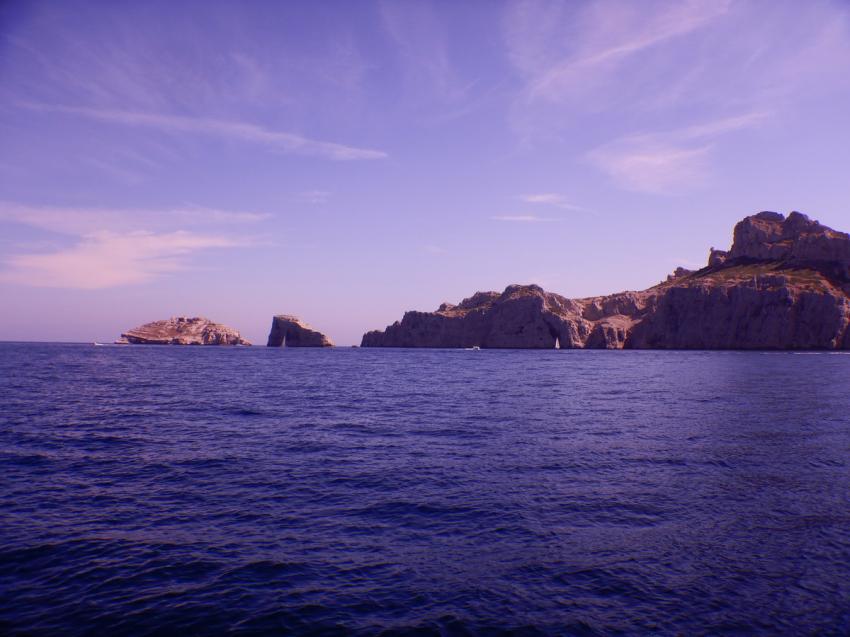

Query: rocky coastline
<box><xmin>115</xmin><ymin>212</ymin><xmax>850</xmax><ymax>351</ymax></box>
<box><xmin>361</xmin><ymin>211</ymin><xmax>850</xmax><ymax>350</ymax></box>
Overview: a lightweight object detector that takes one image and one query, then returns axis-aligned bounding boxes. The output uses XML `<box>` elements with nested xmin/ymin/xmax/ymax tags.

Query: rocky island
<box><xmin>362</xmin><ymin>211</ymin><xmax>850</xmax><ymax>350</ymax></box>
<box><xmin>267</xmin><ymin>315</ymin><xmax>333</xmax><ymax>347</ymax></box>
<box><xmin>121</xmin><ymin>316</ymin><xmax>250</xmax><ymax>345</ymax></box>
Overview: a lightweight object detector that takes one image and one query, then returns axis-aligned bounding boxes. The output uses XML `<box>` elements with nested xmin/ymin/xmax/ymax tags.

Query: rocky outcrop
<box><xmin>121</xmin><ymin>317</ymin><xmax>250</xmax><ymax>345</ymax></box>
<box><xmin>708</xmin><ymin>248</ymin><xmax>729</xmax><ymax>267</ymax></box>
<box><xmin>267</xmin><ymin>315</ymin><xmax>333</xmax><ymax>347</ymax></box>
<box><xmin>730</xmin><ymin>211</ymin><xmax>850</xmax><ymax>271</ymax></box>
<box><xmin>362</xmin><ymin>211</ymin><xmax>850</xmax><ymax>350</ymax></box>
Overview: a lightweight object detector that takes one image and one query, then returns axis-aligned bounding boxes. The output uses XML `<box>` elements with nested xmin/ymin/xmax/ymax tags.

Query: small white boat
<box><xmin>465</xmin><ymin>345</ymin><xmax>481</xmax><ymax>351</ymax></box>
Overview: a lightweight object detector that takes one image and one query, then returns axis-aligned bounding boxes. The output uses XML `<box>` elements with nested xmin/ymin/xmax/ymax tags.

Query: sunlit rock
<box><xmin>121</xmin><ymin>317</ymin><xmax>250</xmax><ymax>345</ymax></box>
<box><xmin>362</xmin><ymin>211</ymin><xmax>850</xmax><ymax>350</ymax></box>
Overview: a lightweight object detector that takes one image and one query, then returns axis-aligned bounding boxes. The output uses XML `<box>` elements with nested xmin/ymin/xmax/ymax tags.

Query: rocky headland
<box><xmin>121</xmin><ymin>317</ymin><xmax>250</xmax><ymax>345</ymax></box>
<box><xmin>267</xmin><ymin>315</ymin><xmax>333</xmax><ymax>347</ymax></box>
<box><xmin>361</xmin><ymin>211</ymin><xmax>850</xmax><ymax>350</ymax></box>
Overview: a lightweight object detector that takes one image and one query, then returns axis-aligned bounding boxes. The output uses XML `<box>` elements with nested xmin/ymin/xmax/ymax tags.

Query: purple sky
<box><xmin>2</xmin><ymin>0</ymin><xmax>850</xmax><ymax>345</ymax></box>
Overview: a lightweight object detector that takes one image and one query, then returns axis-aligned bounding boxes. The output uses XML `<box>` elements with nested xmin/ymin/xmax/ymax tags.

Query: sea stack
<box><xmin>121</xmin><ymin>317</ymin><xmax>250</xmax><ymax>345</ymax></box>
<box><xmin>267</xmin><ymin>315</ymin><xmax>333</xmax><ymax>347</ymax></box>
<box><xmin>362</xmin><ymin>211</ymin><xmax>850</xmax><ymax>350</ymax></box>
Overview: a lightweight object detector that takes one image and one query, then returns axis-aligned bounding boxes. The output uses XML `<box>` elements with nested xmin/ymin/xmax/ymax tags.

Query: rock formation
<box><xmin>267</xmin><ymin>315</ymin><xmax>333</xmax><ymax>347</ymax></box>
<box><xmin>121</xmin><ymin>317</ymin><xmax>250</xmax><ymax>345</ymax></box>
<box><xmin>362</xmin><ymin>211</ymin><xmax>850</xmax><ymax>350</ymax></box>
<box><xmin>729</xmin><ymin>211</ymin><xmax>850</xmax><ymax>269</ymax></box>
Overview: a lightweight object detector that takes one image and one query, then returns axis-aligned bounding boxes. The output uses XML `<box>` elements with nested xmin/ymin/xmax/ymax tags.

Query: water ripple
<box><xmin>1</xmin><ymin>344</ymin><xmax>849</xmax><ymax>635</ymax></box>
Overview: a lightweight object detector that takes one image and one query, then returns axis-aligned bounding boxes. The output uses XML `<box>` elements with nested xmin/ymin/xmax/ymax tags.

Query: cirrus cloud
<box><xmin>22</xmin><ymin>103</ymin><xmax>388</xmax><ymax>161</ymax></box>
<box><xmin>520</xmin><ymin>193</ymin><xmax>584</xmax><ymax>210</ymax></box>
<box><xmin>491</xmin><ymin>214</ymin><xmax>551</xmax><ymax>223</ymax></box>
<box><xmin>586</xmin><ymin>112</ymin><xmax>769</xmax><ymax>194</ymax></box>
<box><xmin>1</xmin><ymin>231</ymin><xmax>245</xmax><ymax>289</ymax></box>
<box><xmin>0</xmin><ymin>202</ymin><xmax>264</xmax><ymax>289</ymax></box>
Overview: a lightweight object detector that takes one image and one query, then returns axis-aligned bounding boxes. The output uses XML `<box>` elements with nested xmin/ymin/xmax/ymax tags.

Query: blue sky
<box><xmin>2</xmin><ymin>0</ymin><xmax>850</xmax><ymax>345</ymax></box>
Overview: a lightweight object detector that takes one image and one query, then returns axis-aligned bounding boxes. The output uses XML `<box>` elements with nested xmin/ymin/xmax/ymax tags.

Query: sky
<box><xmin>1</xmin><ymin>0</ymin><xmax>850</xmax><ymax>345</ymax></box>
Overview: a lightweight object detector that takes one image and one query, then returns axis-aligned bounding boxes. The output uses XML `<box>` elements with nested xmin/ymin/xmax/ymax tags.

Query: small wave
<box><xmin>0</xmin><ymin>451</ymin><xmax>53</xmax><ymax>466</ymax></box>
<box><xmin>218</xmin><ymin>559</ymin><xmax>314</xmax><ymax>585</ymax></box>
<box><xmin>351</xmin><ymin>500</ymin><xmax>478</xmax><ymax>526</ymax></box>
<box><xmin>230</xmin><ymin>407</ymin><xmax>264</xmax><ymax>416</ymax></box>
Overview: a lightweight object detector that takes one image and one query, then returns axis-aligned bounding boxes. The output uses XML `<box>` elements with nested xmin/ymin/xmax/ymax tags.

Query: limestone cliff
<box><xmin>729</xmin><ymin>211</ymin><xmax>850</xmax><ymax>269</ymax></box>
<box><xmin>121</xmin><ymin>317</ymin><xmax>250</xmax><ymax>345</ymax></box>
<box><xmin>267</xmin><ymin>315</ymin><xmax>333</xmax><ymax>347</ymax></box>
<box><xmin>362</xmin><ymin>211</ymin><xmax>850</xmax><ymax>350</ymax></box>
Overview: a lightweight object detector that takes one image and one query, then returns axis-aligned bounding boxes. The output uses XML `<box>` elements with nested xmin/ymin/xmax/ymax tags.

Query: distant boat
<box><xmin>465</xmin><ymin>345</ymin><xmax>481</xmax><ymax>351</ymax></box>
<box><xmin>93</xmin><ymin>342</ymin><xmax>105</xmax><ymax>346</ymax></box>
<box><xmin>113</xmin><ymin>338</ymin><xmax>130</xmax><ymax>345</ymax></box>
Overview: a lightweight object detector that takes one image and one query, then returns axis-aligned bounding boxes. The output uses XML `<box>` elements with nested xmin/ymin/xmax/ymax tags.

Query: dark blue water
<box><xmin>1</xmin><ymin>343</ymin><xmax>850</xmax><ymax>635</ymax></box>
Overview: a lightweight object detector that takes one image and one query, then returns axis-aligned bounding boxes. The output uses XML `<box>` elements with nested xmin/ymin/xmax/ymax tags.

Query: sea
<box><xmin>1</xmin><ymin>342</ymin><xmax>849</xmax><ymax>636</ymax></box>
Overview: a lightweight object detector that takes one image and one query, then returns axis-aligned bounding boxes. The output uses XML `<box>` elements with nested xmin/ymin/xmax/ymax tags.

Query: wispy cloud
<box><xmin>506</xmin><ymin>0</ymin><xmax>730</xmax><ymax>109</ymax></box>
<box><xmin>516</xmin><ymin>0</ymin><xmax>731</xmax><ymax>103</ymax></box>
<box><xmin>23</xmin><ymin>104</ymin><xmax>387</xmax><ymax>161</ymax></box>
<box><xmin>0</xmin><ymin>202</ymin><xmax>264</xmax><ymax>288</ymax></box>
<box><xmin>674</xmin><ymin>112</ymin><xmax>770</xmax><ymax>140</ymax></box>
<box><xmin>491</xmin><ymin>214</ymin><xmax>551</xmax><ymax>223</ymax></box>
<box><xmin>174</xmin><ymin>207</ymin><xmax>270</xmax><ymax>225</ymax></box>
<box><xmin>2</xmin><ymin>6</ymin><xmax>366</xmax><ymax>113</ymax></box>
<box><xmin>520</xmin><ymin>193</ymin><xmax>583</xmax><ymax>210</ymax></box>
<box><xmin>0</xmin><ymin>202</ymin><xmax>269</xmax><ymax>235</ymax></box>
<box><xmin>587</xmin><ymin>143</ymin><xmax>711</xmax><ymax>195</ymax></box>
<box><xmin>379</xmin><ymin>0</ymin><xmax>467</xmax><ymax>105</ymax></box>
<box><xmin>298</xmin><ymin>190</ymin><xmax>332</xmax><ymax>205</ymax></box>
<box><xmin>1</xmin><ymin>231</ymin><xmax>244</xmax><ymax>289</ymax></box>
<box><xmin>503</xmin><ymin>0</ymin><xmax>850</xmax><ymax>171</ymax></box>
<box><xmin>586</xmin><ymin>112</ymin><xmax>769</xmax><ymax>194</ymax></box>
